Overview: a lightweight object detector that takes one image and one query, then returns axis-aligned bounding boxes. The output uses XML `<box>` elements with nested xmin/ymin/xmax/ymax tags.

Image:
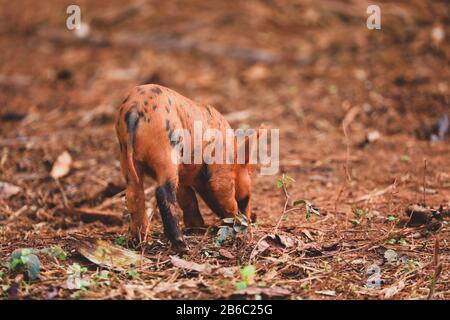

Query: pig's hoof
<box><xmin>184</xmin><ymin>218</ymin><xmax>205</xmax><ymax>229</ymax></box>
<box><xmin>172</xmin><ymin>239</ymin><xmax>190</xmax><ymax>253</ymax></box>
<box><xmin>185</xmin><ymin>226</ymin><xmax>207</xmax><ymax>235</ymax></box>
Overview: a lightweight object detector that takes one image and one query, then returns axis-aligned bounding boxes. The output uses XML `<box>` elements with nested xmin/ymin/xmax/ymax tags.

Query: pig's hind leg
<box><xmin>120</xmin><ymin>152</ymin><xmax>148</xmax><ymax>243</ymax></box>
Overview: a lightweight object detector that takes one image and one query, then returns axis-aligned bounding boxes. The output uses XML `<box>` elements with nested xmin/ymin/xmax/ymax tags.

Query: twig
<box><xmin>191</xmin><ymin>226</ymin><xmax>212</xmax><ymax>258</ymax></box>
<box><xmin>422</xmin><ymin>159</ymin><xmax>427</xmax><ymax>206</ymax></box>
<box><xmin>342</xmin><ymin>106</ymin><xmax>359</xmax><ymax>182</ymax></box>
<box><xmin>249</xmin><ymin>175</ymin><xmax>292</xmax><ymax>263</ymax></box>
<box><xmin>427</xmin><ymin>236</ymin><xmax>442</xmax><ymax>300</ymax></box>
<box><xmin>334</xmin><ymin>164</ymin><xmax>347</xmax><ymax>213</ymax></box>
<box><xmin>55</xmin><ymin>178</ymin><xmax>70</xmax><ymax>208</ymax></box>
<box><xmin>273</xmin><ymin>179</ymin><xmax>290</xmax><ymax>234</ymax></box>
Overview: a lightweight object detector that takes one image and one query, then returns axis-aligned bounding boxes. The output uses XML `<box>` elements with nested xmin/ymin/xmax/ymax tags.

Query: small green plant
<box><xmin>350</xmin><ymin>207</ymin><xmax>365</xmax><ymax>226</ymax></box>
<box><xmin>404</xmin><ymin>259</ymin><xmax>419</xmax><ymax>273</ymax></box>
<box><xmin>5</xmin><ymin>248</ymin><xmax>40</xmax><ymax>281</ymax></box>
<box><xmin>355</xmin><ymin>208</ymin><xmax>365</xmax><ymax>217</ymax></box>
<box><xmin>321</xmin><ymin>261</ymin><xmax>331</xmax><ymax>272</ymax></box>
<box><xmin>301</xmin><ymin>284</ymin><xmax>309</xmax><ymax>291</ymax></box>
<box><xmin>115</xmin><ymin>236</ymin><xmax>127</xmax><ymax>247</ymax></box>
<box><xmin>292</xmin><ymin>199</ymin><xmax>320</xmax><ymax>220</ymax></box>
<box><xmin>400</xmin><ymin>155</ymin><xmax>411</xmax><ymax>162</ymax></box>
<box><xmin>387</xmin><ymin>238</ymin><xmax>397</xmax><ymax>245</ymax></box>
<box><xmin>6</xmin><ymin>248</ymin><xmax>32</xmax><ymax>271</ymax></box>
<box><xmin>349</xmin><ymin>284</ymin><xmax>358</xmax><ymax>295</ymax></box>
<box><xmin>67</xmin><ymin>263</ymin><xmax>87</xmax><ymax>276</ymax></box>
<box><xmin>127</xmin><ymin>269</ymin><xmax>140</xmax><ymax>280</ymax></box>
<box><xmin>276</xmin><ymin>180</ymin><xmax>283</xmax><ymax>189</ymax></box>
<box><xmin>49</xmin><ymin>246</ymin><xmax>67</xmax><ymax>261</ymax></box>
<box><xmin>93</xmin><ymin>270</ymin><xmax>111</xmax><ymax>286</ymax></box>
<box><xmin>66</xmin><ymin>263</ymin><xmax>90</xmax><ymax>292</ymax></box>
<box><xmin>276</xmin><ymin>174</ymin><xmax>295</xmax><ymax>189</ymax></box>
<box><xmin>235</xmin><ymin>265</ymin><xmax>256</xmax><ymax>290</ymax></box>
<box><xmin>387</xmin><ymin>215</ymin><xmax>399</xmax><ymax>223</ymax></box>
<box><xmin>398</xmin><ymin>238</ymin><xmax>407</xmax><ymax>245</ymax></box>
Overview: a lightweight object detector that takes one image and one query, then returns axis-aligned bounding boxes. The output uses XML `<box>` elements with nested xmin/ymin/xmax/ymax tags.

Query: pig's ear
<box><xmin>257</xmin><ymin>123</ymin><xmax>267</xmax><ymax>136</ymax></box>
<box><xmin>240</xmin><ymin>124</ymin><xmax>266</xmax><ymax>165</ymax></box>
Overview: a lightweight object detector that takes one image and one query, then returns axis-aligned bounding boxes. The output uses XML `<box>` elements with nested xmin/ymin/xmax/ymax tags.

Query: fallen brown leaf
<box><xmin>250</xmin><ymin>233</ymin><xmax>296</xmax><ymax>260</ymax></box>
<box><xmin>64</xmin><ymin>207</ymin><xmax>123</xmax><ymax>225</ymax></box>
<box><xmin>77</xmin><ymin>239</ymin><xmax>152</xmax><ymax>271</ymax></box>
<box><xmin>50</xmin><ymin>151</ymin><xmax>72</xmax><ymax>179</ymax></box>
<box><xmin>275</xmin><ymin>234</ymin><xmax>295</xmax><ymax>248</ymax></box>
<box><xmin>219</xmin><ymin>248</ymin><xmax>235</xmax><ymax>259</ymax></box>
<box><xmin>170</xmin><ymin>255</ymin><xmax>209</xmax><ymax>273</ymax></box>
<box><xmin>315</xmin><ymin>290</ymin><xmax>337</xmax><ymax>297</ymax></box>
<box><xmin>382</xmin><ymin>280</ymin><xmax>405</xmax><ymax>298</ymax></box>
<box><xmin>0</xmin><ymin>181</ymin><xmax>21</xmax><ymax>199</ymax></box>
<box><xmin>249</xmin><ymin>238</ymin><xmax>271</xmax><ymax>260</ymax></box>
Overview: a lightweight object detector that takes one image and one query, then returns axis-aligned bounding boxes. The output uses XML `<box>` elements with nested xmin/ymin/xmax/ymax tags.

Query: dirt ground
<box><xmin>0</xmin><ymin>0</ymin><xmax>449</xmax><ymax>300</ymax></box>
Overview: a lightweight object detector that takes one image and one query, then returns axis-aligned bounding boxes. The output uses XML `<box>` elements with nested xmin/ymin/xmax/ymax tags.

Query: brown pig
<box><xmin>115</xmin><ymin>84</ymin><xmax>259</xmax><ymax>252</ymax></box>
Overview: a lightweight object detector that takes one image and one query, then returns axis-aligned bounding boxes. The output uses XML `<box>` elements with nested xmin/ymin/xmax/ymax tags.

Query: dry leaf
<box><xmin>276</xmin><ymin>234</ymin><xmax>295</xmax><ymax>248</ymax></box>
<box><xmin>250</xmin><ymin>238</ymin><xmax>271</xmax><ymax>260</ymax></box>
<box><xmin>170</xmin><ymin>255</ymin><xmax>208</xmax><ymax>273</ymax></box>
<box><xmin>354</xmin><ymin>185</ymin><xmax>393</xmax><ymax>202</ymax></box>
<box><xmin>0</xmin><ymin>181</ymin><xmax>21</xmax><ymax>199</ymax></box>
<box><xmin>384</xmin><ymin>249</ymin><xmax>398</xmax><ymax>263</ymax></box>
<box><xmin>301</xmin><ymin>229</ymin><xmax>315</xmax><ymax>241</ymax></box>
<box><xmin>77</xmin><ymin>239</ymin><xmax>152</xmax><ymax>271</ymax></box>
<box><xmin>250</xmin><ymin>233</ymin><xmax>296</xmax><ymax>260</ymax></box>
<box><xmin>219</xmin><ymin>249</ymin><xmax>235</xmax><ymax>259</ymax></box>
<box><xmin>315</xmin><ymin>290</ymin><xmax>336</xmax><ymax>297</ymax></box>
<box><xmin>51</xmin><ymin>151</ymin><xmax>72</xmax><ymax>179</ymax></box>
<box><xmin>64</xmin><ymin>207</ymin><xmax>122</xmax><ymax>225</ymax></box>
<box><xmin>382</xmin><ymin>280</ymin><xmax>405</xmax><ymax>298</ymax></box>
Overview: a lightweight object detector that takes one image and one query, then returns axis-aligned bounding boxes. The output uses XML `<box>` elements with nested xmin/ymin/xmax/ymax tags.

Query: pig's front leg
<box><xmin>177</xmin><ymin>186</ymin><xmax>205</xmax><ymax>228</ymax></box>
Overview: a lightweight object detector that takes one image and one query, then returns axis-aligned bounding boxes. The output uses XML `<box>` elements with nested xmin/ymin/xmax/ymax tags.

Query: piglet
<box><xmin>115</xmin><ymin>84</ymin><xmax>260</xmax><ymax>251</ymax></box>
